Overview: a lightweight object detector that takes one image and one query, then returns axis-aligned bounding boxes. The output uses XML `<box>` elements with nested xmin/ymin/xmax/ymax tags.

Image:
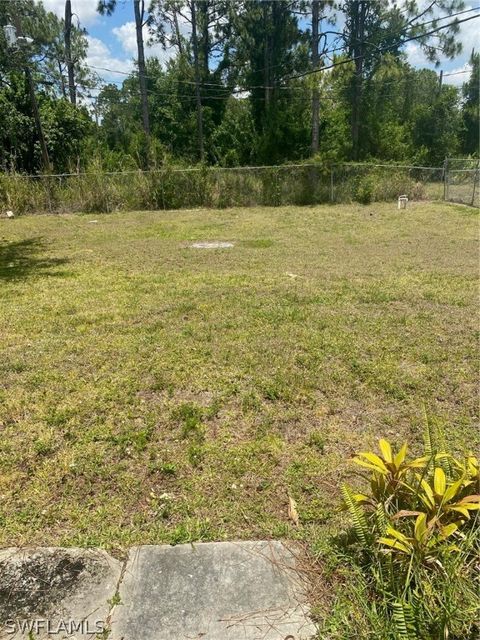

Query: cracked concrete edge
<box><xmin>109</xmin><ymin>540</ymin><xmax>318</xmax><ymax>640</ymax></box>
<box><xmin>104</xmin><ymin>554</ymin><xmax>129</xmax><ymax>632</ymax></box>
<box><xmin>0</xmin><ymin>542</ymin><xmax>318</xmax><ymax>639</ymax></box>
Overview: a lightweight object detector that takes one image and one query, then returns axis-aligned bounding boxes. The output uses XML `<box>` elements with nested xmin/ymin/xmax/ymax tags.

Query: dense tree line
<box><xmin>0</xmin><ymin>0</ymin><xmax>478</xmax><ymax>173</ymax></box>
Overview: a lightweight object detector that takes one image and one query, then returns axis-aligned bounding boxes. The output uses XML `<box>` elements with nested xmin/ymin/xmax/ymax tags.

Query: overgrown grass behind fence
<box><xmin>0</xmin><ymin>163</ymin><xmax>445</xmax><ymax>215</ymax></box>
<box><xmin>445</xmin><ymin>158</ymin><xmax>480</xmax><ymax>208</ymax></box>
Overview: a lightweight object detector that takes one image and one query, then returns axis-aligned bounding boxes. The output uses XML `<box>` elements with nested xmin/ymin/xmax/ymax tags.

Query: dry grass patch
<box><xmin>0</xmin><ymin>202</ymin><xmax>478</xmax><ymax>551</ymax></box>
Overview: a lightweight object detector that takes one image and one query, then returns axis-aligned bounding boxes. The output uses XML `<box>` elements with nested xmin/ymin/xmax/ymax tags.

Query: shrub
<box><xmin>355</xmin><ymin>175</ymin><xmax>375</xmax><ymax>204</ymax></box>
<box><xmin>0</xmin><ymin>164</ymin><xmax>436</xmax><ymax>215</ymax></box>
<box><xmin>340</xmin><ymin>427</ymin><xmax>479</xmax><ymax>639</ymax></box>
<box><xmin>411</xmin><ymin>181</ymin><xmax>426</xmax><ymax>200</ymax></box>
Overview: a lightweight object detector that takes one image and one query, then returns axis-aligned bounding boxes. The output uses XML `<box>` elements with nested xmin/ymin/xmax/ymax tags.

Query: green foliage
<box><xmin>341</xmin><ymin>485</ymin><xmax>369</xmax><ymax>545</ymax></box>
<box><xmin>341</xmin><ymin>428</ymin><xmax>480</xmax><ymax>639</ymax></box>
<box><xmin>391</xmin><ymin>601</ymin><xmax>416</xmax><ymax>640</ymax></box>
<box><xmin>461</xmin><ymin>53</ymin><xmax>480</xmax><ymax>155</ymax></box>
<box><xmin>211</xmin><ymin>99</ymin><xmax>256</xmax><ymax>167</ymax></box>
<box><xmin>0</xmin><ymin>161</ymin><xmax>436</xmax><ymax>215</ymax></box>
<box><xmin>0</xmin><ymin>0</ymin><xmax>473</xmax><ymax>173</ymax></box>
<box><xmin>354</xmin><ymin>175</ymin><xmax>374</xmax><ymax>204</ymax></box>
<box><xmin>411</xmin><ymin>85</ymin><xmax>463</xmax><ymax>165</ymax></box>
<box><xmin>171</xmin><ymin>403</ymin><xmax>205</xmax><ymax>441</ymax></box>
<box><xmin>307</xmin><ymin>431</ymin><xmax>326</xmax><ymax>452</ymax></box>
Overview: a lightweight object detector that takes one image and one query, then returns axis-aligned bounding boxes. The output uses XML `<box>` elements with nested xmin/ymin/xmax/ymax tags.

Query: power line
<box><xmin>4</xmin><ymin>4</ymin><xmax>477</xmax><ymax>104</ymax></box>
<box><xmin>75</xmin><ymin>64</ymin><xmax>471</xmax><ymax>108</ymax></box>
<box><xmin>39</xmin><ymin>60</ymin><xmax>475</xmax><ymax>108</ymax></box>
<box><xmin>45</xmin><ymin>6</ymin><xmax>480</xmax><ymax>93</ymax></box>
<box><xmin>285</xmin><ymin>12</ymin><xmax>480</xmax><ymax>82</ymax></box>
<box><xmin>444</xmin><ymin>69</ymin><xmax>472</xmax><ymax>77</ymax></box>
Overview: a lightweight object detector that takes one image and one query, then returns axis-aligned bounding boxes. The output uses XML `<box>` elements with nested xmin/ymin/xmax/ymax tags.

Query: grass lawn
<box><xmin>0</xmin><ymin>201</ymin><xmax>478</xmax><ymax>554</ymax></box>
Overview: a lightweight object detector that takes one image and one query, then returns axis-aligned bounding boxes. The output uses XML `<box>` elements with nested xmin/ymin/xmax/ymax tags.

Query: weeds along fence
<box><xmin>330</xmin><ymin>163</ymin><xmax>444</xmax><ymax>203</ymax></box>
<box><xmin>444</xmin><ymin>158</ymin><xmax>480</xmax><ymax>208</ymax></box>
<box><xmin>0</xmin><ymin>163</ymin><xmax>446</xmax><ymax>215</ymax></box>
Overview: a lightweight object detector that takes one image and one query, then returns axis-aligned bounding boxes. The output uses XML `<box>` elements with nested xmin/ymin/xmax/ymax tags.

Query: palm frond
<box><xmin>375</xmin><ymin>502</ymin><xmax>389</xmax><ymax>536</ymax></box>
<box><xmin>341</xmin><ymin>484</ymin><xmax>369</xmax><ymax>546</ymax></box>
<box><xmin>423</xmin><ymin>404</ymin><xmax>434</xmax><ymax>459</ymax></box>
<box><xmin>392</xmin><ymin>599</ymin><xmax>417</xmax><ymax>640</ymax></box>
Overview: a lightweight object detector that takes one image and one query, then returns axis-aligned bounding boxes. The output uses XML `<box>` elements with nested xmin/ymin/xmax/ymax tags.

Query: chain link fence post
<box><xmin>472</xmin><ymin>160</ymin><xmax>479</xmax><ymax>207</ymax></box>
<box><xmin>443</xmin><ymin>157</ymin><xmax>448</xmax><ymax>201</ymax></box>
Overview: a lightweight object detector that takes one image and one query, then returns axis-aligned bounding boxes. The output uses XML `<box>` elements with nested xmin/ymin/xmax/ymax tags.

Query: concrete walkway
<box><xmin>0</xmin><ymin>541</ymin><xmax>317</xmax><ymax>640</ymax></box>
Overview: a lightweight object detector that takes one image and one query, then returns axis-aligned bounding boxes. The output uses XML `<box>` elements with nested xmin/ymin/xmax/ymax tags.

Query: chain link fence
<box><xmin>0</xmin><ymin>161</ymin><xmax>456</xmax><ymax>215</ymax></box>
<box><xmin>445</xmin><ymin>158</ymin><xmax>480</xmax><ymax>208</ymax></box>
<box><xmin>330</xmin><ymin>163</ymin><xmax>444</xmax><ymax>203</ymax></box>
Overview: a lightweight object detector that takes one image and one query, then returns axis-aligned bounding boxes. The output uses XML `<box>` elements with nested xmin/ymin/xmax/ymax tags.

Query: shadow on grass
<box><xmin>0</xmin><ymin>237</ymin><xmax>69</xmax><ymax>281</ymax></box>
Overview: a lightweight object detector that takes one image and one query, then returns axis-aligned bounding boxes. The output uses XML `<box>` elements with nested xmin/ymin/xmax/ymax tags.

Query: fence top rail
<box><xmin>2</xmin><ymin>164</ymin><xmax>321</xmax><ymax>179</ymax></box>
<box><xmin>337</xmin><ymin>163</ymin><xmax>443</xmax><ymax>170</ymax></box>
<box><xmin>0</xmin><ymin>162</ymin><xmax>445</xmax><ymax>180</ymax></box>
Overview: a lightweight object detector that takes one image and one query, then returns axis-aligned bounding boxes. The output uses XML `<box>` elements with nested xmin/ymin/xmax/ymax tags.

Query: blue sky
<box><xmin>42</xmin><ymin>0</ymin><xmax>479</xmax><ymax>88</ymax></box>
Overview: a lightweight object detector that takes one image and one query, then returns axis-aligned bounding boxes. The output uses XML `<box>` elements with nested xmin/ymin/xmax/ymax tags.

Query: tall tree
<box><xmin>0</xmin><ymin>0</ymin><xmax>94</xmax><ymax>172</ymax></box>
<box><xmin>340</xmin><ymin>0</ymin><xmax>464</xmax><ymax>159</ymax></box>
<box><xmin>97</xmin><ymin>0</ymin><xmax>151</xmax><ymax>139</ymax></box>
<box><xmin>0</xmin><ymin>0</ymin><xmax>95</xmax><ymax>103</ymax></box>
<box><xmin>134</xmin><ymin>0</ymin><xmax>150</xmax><ymax>137</ymax></box>
<box><xmin>64</xmin><ymin>0</ymin><xmax>76</xmax><ymax>104</ymax></box>
<box><xmin>9</xmin><ymin>7</ymin><xmax>51</xmax><ymax>171</ymax></box>
<box><xmin>232</xmin><ymin>1</ymin><xmax>307</xmax><ymax>158</ymax></box>
<box><xmin>344</xmin><ymin>0</ymin><xmax>369</xmax><ymax>159</ymax></box>
<box><xmin>309</xmin><ymin>0</ymin><xmax>333</xmax><ymax>154</ymax></box>
<box><xmin>149</xmin><ymin>0</ymin><xmax>233</xmax><ymax>161</ymax></box>
<box><xmin>190</xmin><ymin>0</ymin><xmax>204</xmax><ymax>159</ymax></box>
<box><xmin>311</xmin><ymin>0</ymin><xmax>321</xmax><ymax>154</ymax></box>
<box><xmin>461</xmin><ymin>51</ymin><xmax>479</xmax><ymax>155</ymax></box>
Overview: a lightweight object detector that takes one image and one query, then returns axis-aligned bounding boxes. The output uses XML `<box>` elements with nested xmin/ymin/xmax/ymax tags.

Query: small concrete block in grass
<box><xmin>190</xmin><ymin>241</ymin><xmax>234</xmax><ymax>249</ymax></box>
<box><xmin>0</xmin><ymin>548</ymin><xmax>122</xmax><ymax>639</ymax></box>
<box><xmin>110</xmin><ymin>540</ymin><xmax>316</xmax><ymax>640</ymax></box>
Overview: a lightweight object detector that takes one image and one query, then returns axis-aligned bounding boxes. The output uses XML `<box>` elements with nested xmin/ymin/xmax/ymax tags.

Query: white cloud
<box><xmin>405</xmin><ymin>42</ymin><xmax>432</xmax><ymax>67</ymax></box>
<box><xmin>112</xmin><ymin>21</ymin><xmax>174</xmax><ymax>65</ymax></box>
<box><xmin>456</xmin><ymin>7</ymin><xmax>480</xmax><ymax>57</ymax></box>
<box><xmin>405</xmin><ymin>5</ymin><xmax>480</xmax><ymax>70</ymax></box>
<box><xmin>443</xmin><ymin>62</ymin><xmax>472</xmax><ymax>87</ymax></box>
<box><xmin>85</xmin><ymin>35</ymin><xmax>133</xmax><ymax>83</ymax></box>
<box><xmin>41</xmin><ymin>0</ymin><xmax>99</xmax><ymax>26</ymax></box>
<box><xmin>112</xmin><ymin>22</ymin><xmax>141</xmax><ymax>57</ymax></box>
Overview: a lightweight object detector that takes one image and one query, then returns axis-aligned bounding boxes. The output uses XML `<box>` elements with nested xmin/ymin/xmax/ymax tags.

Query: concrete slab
<box><xmin>0</xmin><ymin>547</ymin><xmax>122</xmax><ymax>639</ymax></box>
<box><xmin>110</xmin><ymin>540</ymin><xmax>316</xmax><ymax>640</ymax></box>
<box><xmin>190</xmin><ymin>241</ymin><xmax>234</xmax><ymax>249</ymax></box>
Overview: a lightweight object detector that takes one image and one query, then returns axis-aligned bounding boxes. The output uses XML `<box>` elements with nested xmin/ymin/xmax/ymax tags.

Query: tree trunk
<box><xmin>64</xmin><ymin>0</ymin><xmax>76</xmax><ymax>104</ymax></box>
<box><xmin>173</xmin><ymin>11</ymin><xmax>184</xmax><ymax>56</ymax></box>
<box><xmin>311</xmin><ymin>0</ymin><xmax>320</xmax><ymax>155</ymax></box>
<box><xmin>351</xmin><ymin>64</ymin><xmax>362</xmax><ymax>160</ymax></box>
<box><xmin>263</xmin><ymin>2</ymin><xmax>270</xmax><ymax>107</ymax></box>
<box><xmin>351</xmin><ymin>0</ymin><xmax>366</xmax><ymax>161</ymax></box>
<box><xmin>13</xmin><ymin>13</ymin><xmax>51</xmax><ymax>172</ymax></box>
<box><xmin>26</xmin><ymin>66</ymin><xmax>51</xmax><ymax>172</ymax></box>
<box><xmin>199</xmin><ymin>0</ymin><xmax>209</xmax><ymax>78</ymax></box>
<box><xmin>191</xmin><ymin>0</ymin><xmax>205</xmax><ymax>161</ymax></box>
<box><xmin>58</xmin><ymin>58</ymin><xmax>67</xmax><ymax>98</ymax></box>
<box><xmin>134</xmin><ymin>0</ymin><xmax>150</xmax><ymax>137</ymax></box>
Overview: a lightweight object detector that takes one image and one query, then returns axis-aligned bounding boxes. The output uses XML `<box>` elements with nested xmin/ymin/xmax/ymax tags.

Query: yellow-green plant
<box><xmin>341</xmin><ymin>432</ymin><xmax>479</xmax><ymax>639</ymax></box>
<box><xmin>351</xmin><ymin>438</ymin><xmax>430</xmax><ymax>505</ymax></box>
<box><xmin>379</xmin><ymin>463</ymin><xmax>479</xmax><ymax>560</ymax></box>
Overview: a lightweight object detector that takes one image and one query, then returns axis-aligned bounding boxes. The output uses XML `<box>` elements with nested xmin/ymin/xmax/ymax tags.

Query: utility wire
<box><xmin>39</xmin><ymin>6</ymin><xmax>480</xmax><ymax>93</ymax></box>
<box><xmin>7</xmin><ymin>6</ymin><xmax>477</xmax><ymax>103</ymax></box>
<box><xmin>285</xmin><ymin>12</ymin><xmax>480</xmax><ymax>82</ymax></box>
